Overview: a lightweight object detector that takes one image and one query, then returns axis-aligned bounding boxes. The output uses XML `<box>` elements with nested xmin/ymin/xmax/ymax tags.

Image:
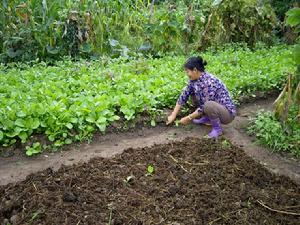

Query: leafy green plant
<box><xmin>200</xmin><ymin>0</ymin><xmax>278</xmax><ymax>49</ymax></box>
<box><xmin>146</xmin><ymin>164</ymin><xmax>155</xmax><ymax>176</ymax></box>
<box><xmin>248</xmin><ymin>111</ymin><xmax>300</xmax><ymax>157</ymax></box>
<box><xmin>150</xmin><ymin>120</ymin><xmax>156</xmax><ymax>127</ymax></box>
<box><xmin>221</xmin><ymin>139</ymin><xmax>230</xmax><ymax>149</ymax></box>
<box><xmin>0</xmin><ymin>45</ymin><xmax>294</xmax><ymax>154</ymax></box>
<box><xmin>175</xmin><ymin>120</ymin><xmax>181</xmax><ymax>127</ymax></box>
<box><xmin>0</xmin><ymin>0</ymin><xmax>283</xmax><ymax>63</ymax></box>
<box><xmin>28</xmin><ymin>210</ymin><xmax>43</xmax><ymax>223</ymax></box>
<box><xmin>247</xmin><ymin>8</ymin><xmax>299</xmax><ymax>159</ymax></box>
<box><xmin>25</xmin><ymin>142</ymin><xmax>42</xmax><ymax>156</ymax></box>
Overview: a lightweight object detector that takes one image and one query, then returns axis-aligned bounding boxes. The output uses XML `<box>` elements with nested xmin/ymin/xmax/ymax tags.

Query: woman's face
<box><xmin>186</xmin><ymin>68</ymin><xmax>200</xmax><ymax>80</ymax></box>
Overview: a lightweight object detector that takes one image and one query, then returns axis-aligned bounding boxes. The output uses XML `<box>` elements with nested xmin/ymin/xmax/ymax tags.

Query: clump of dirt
<box><xmin>1</xmin><ymin>138</ymin><xmax>299</xmax><ymax>225</ymax></box>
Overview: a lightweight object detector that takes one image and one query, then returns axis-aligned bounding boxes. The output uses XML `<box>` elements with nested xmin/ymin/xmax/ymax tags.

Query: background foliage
<box><xmin>248</xmin><ymin>109</ymin><xmax>300</xmax><ymax>157</ymax></box>
<box><xmin>1</xmin><ymin>0</ymin><xmax>295</xmax><ymax>63</ymax></box>
<box><xmin>249</xmin><ymin>6</ymin><xmax>300</xmax><ymax>158</ymax></box>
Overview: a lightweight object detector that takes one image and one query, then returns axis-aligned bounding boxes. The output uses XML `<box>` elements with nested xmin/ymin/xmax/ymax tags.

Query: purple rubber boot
<box><xmin>193</xmin><ymin>116</ymin><xmax>211</xmax><ymax>126</ymax></box>
<box><xmin>208</xmin><ymin>118</ymin><xmax>223</xmax><ymax>138</ymax></box>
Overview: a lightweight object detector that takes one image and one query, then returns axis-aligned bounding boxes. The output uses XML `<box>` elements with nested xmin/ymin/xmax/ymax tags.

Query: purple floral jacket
<box><xmin>177</xmin><ymin>72</ymin><xmax>236</xmax><ymax>116</ymax></box>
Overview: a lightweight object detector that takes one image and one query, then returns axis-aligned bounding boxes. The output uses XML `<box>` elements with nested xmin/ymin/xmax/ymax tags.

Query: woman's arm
<box><xmin>172</xmin><ymin>103</ymin><xmax>181</xmax><ymax>116</ymax></box>
<box><xmin>180</xmin><ymin>109</ymin><xmax>202</xmax><ymax>125</ymax></box>
<box><xmin>166</xmin><ymin>103</ymin><xmax>181</xmax><ymax>125</ymax></box>
<box><xmin>167</xmin><ymin>104</ymin><xmax>202</xmax><ymax>125</ymax></box>
<box><xmin>177</xmin><ymin>82</ymin><xmax>193</xmax><ymax>106</ymax></box>
<box><xmin>167</xmin><ymin>83</ymin><xmax>193</xmax><ymax>125</ymax></box>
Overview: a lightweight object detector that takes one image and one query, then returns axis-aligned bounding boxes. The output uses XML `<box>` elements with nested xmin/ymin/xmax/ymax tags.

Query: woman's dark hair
<box><xmin>184</xmin><ymin>56</ymin><xmax>207</xmax><ymax>72</ymax></box>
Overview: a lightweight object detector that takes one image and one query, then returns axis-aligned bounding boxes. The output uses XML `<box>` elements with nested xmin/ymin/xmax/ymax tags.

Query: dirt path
<box><xmin>0</xmin><ymin>97</ymin><xmax>299</xmax><ymax>186</ymax></box>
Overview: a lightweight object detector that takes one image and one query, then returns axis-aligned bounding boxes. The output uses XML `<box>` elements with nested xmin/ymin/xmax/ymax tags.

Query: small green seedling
<box><xmin>150</xmin><ymin>119</ymin><xmax>156</xmax><ymax>127</ymax></box>
<box><xmin>26</xmin><ymin>142</ymin><xmax>42</xmax><ymax>156</ymax></box>
<box><xmin>174</xmin><ymin>120</ymin><xmax>180</xmax><ymax>127</ymax></box>
<box><xmin>146</xmin><ymin>164</ymin><xmax>155</xmax><ymax>176</ymax></box>
<box><xmin>29</xmin><ymin>210</ymin><xmax>42</xmax><ymax>223</ymax></box>
<box><xmin>221</xmin><ymin>140</ymin><xmax>231</xmax><ymax>149</ymax></box>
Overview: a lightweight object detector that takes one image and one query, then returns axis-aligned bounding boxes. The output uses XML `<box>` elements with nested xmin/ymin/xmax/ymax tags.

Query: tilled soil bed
<box><xmin>1</xmin><ymin>138</ymin><xmax>299</xmax><ymax>225</ymax></box>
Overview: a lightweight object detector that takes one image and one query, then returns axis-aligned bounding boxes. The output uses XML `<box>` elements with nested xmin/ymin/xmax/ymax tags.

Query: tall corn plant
<box><xmin>274</xmin><ymin>7</ymin><xmax>300</xmax><ymax>123</ymax></box>
<box><xmin>200</xmin><ymin>0</ymin><xmax>277</xmax><ymax>49</ymax></box>
<box><xmin>90</xmin><ymin>0</ymin><xmax>148</xmax><ymax>54</ymax></box>
<box><xmin>0</xmin><ymin>0</ymin><xmax>65</xmax><ymax>62</ymax></box>
<box><xmin>0</xmin><ymin>0</ymin><xmax>151</xmax><ymax>61</ymax></box>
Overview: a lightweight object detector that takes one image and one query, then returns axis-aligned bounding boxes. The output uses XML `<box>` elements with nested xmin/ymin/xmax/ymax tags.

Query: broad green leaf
<box><xmin>96</xmin><ymin>117</ymin><xmax>107</xmax><ymax>124</ymax></box>
<box><xmin>70</xmin><ymin>118</ymin><xmax>78</xmax><ymax>123</ymax></box>
<box><xmin>54</xmin><ymin>140</ymin><xmax>64</xmax><ymax>147</ymax></box>
<box><xmin>65</xmin><ymin>138</ymin><xmax>72</xmax><ymax>144</ymax></box>
<box><xmin>18</xmin><ymin>132</ymin><xmax>28</xmax><ymax>143</ymax></box>
<box><xmin>86</xmin><ymin>116</ymin><xmax>95</xmax><ymax>123</ymax></box>
<box><xmin>14</xmin><ymin>126</ymin><xmax>23</xmax><ymax>134</ymax></box>
<box><xmin>66</xmin><ymin>123</ymin><xmax>73</xmax><ymax>129</ymax></box>
<box><xmin>15</xmin><ymin>118</ymin><xmax>26</xmax><ymax>127</ymax></box>
<box><xmin>31</xmin><ymin>119</ymin><xmax>40</xmax><ymax>129</ymax></box>
<box><xmin>32</xmin><ymin>142</ymin><xmax>41</xmax><ymax>148</ymax></box>
<box><xmin>294</xmin><ymin>44</ymin><xmax>300</xmax><ymax>64</ymax></box>
<box><xmin>17</xmin><ymin>111</ymin><xmax>26</xmax><ymax>118</ymax></box>
<box><xmin>87</xmin><ymin>125</ymin><xmax>95</xmax><ymax>132</ymax></box>
<box><xmin>26</xmin><ymin>149</ymin><xmax>33</xmax><ymax>156</ymax></box>
<box><xmin>212</xmin><ymin>0</ymin><xmax>222</xmax><ymax>7</ymax></box>
<box><xmin>41</xmin><ymin>122</ymin><xmax>47</xmax><ymax>127</ymax></box>
<box><xmin>286</xmin><ymin>8</ymin><xmax>300</xmax><ymax>27</ymax></box>
<box><xmin>48</xmin><ymin>135</ymin><xmax>55</xmax><ymax>142</ymax></box>
<box><xmin>96</xmin><ymin>123</ymin><xmax>106</xmax><ymax>132</ymax></box>
<box><xmin>113</xmin><ymin>115</ymin><xmax>120</xmax><ymax>121</ymax></box>
<box><xmin>151</xmin><ymin>120</ymin><xmax>156</xmax><ymax>127</ymax></box>
<box><xmin>0</xmin><ymin>131</ymin><xmax>3</xmax><ymax>141</ymax></box>
<box><xmin>6</xmin><ymin>130</ymin><xmax>18</xmax><ymax>138</ymax></box>
<box><xmin>2</xmin><ymin>119</ymin><xmax>14</xmax><ymax>129</ymax></box>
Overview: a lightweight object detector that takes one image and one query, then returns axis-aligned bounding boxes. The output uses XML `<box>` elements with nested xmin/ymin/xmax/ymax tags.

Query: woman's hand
<box><xmin>167</xmin><ymin>103</ymin><xmax>181</xmax><ymax>125</ymax></box>
<box><xmin>180</xmin><ymin>116</ymin><xmax>191</xmax><ymax>125</ymax></box>
<box><xmin>166</xmin><ymin>113</ymin><xmax>177</xmax><ymax>125</ymax></box>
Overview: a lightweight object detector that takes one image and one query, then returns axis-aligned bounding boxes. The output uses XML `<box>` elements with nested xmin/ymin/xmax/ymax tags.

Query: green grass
<box><xmin>0</xmin><ymin>45</ymin><xmax>295</xmax><ymax>154</ymax></box>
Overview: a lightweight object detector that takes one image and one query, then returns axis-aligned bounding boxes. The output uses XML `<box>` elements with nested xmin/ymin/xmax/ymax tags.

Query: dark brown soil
<box><xmin>1</xmin><ymin>138</ymin><xmax>299</xmax><ymax>225</ymax></box>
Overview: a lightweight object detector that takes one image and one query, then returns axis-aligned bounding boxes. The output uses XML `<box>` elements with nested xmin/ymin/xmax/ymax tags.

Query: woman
<box><xmin>166</xmin><ymin>56</ymin><xmax>236</xmax><ymax>138</ymax></box>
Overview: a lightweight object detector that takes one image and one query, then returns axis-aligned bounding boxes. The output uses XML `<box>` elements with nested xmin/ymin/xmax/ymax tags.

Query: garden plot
<box><xmin>1</xmin><ymin>138</ymin><xmax>299</xmax><ymax>225</ymax></box>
